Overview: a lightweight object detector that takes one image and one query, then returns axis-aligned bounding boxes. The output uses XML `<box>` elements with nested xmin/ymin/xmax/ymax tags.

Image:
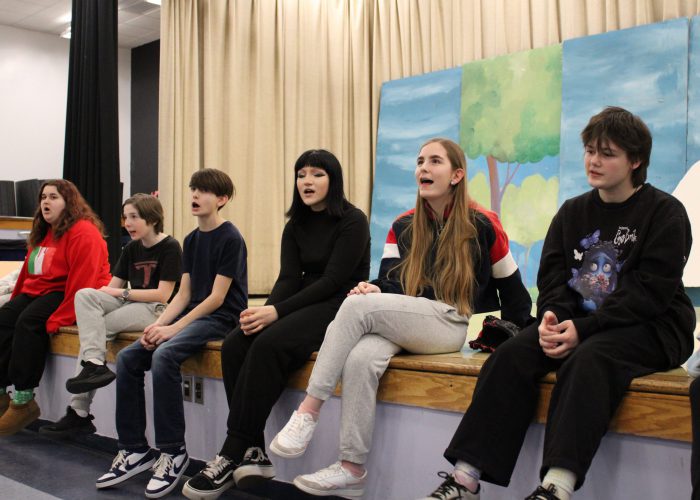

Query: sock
<box><xmin>454</xmin><ymin>460</ymin><xmax>481</xmax><ymax>492</ymax></box>
<box><xmin>87</xmin><ymin>358</ymin><xmax>104</xmax><ymax>366</ymax></box>
<box><xmin>0</xmin><ymin>387</ymin><xmax>6</xmax><ymax>396</ymax></box>
<box><xmin>12</xmin><ymin>389</ymin><xmax>34</xmax><ymax>405</ymax></box>
<box><xmin>74</xmin><ymin>408</ymin><xmax>89</xmax><ymax>418</ymax></box>
<box><xmin>340</xmin><ymin>460</ymin><xmax>366</xmax><ymax>478</ymax></box>
<box><xmin>298</xmin><ymin>396</ymin><xmax>321</xmax><ymax>420</ymax></box>
<box><xmin>542</xmin><ymin>467</ymin><xmax>576</xmax><ymax>500</ymax></box>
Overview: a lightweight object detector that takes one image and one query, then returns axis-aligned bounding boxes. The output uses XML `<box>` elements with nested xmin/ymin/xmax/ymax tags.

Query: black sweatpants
<box><xmin>0</xmin><ymin>292</ymin><xmax>64</xmax><ymax>390</ymax></box>
<box><xmin>690</xmin><ymin>377</ymin><xmax>700</xmax><ymax>500</ymax></box>
<box><xmin>445</xmin><ymin>321</ymin><xmax>671</xmax><ymax>489</ymax></box>
<box><xmin>220</xmin><ymin>299</ymin><xmax>342</xmax><ymax>461</ymax></box>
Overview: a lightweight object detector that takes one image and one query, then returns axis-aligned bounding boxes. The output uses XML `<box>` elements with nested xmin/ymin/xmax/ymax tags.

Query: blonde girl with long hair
<box><xmin>270</xmin><ymin>138</ymin><xmax>532</xmax><ymax>498</ymax></box>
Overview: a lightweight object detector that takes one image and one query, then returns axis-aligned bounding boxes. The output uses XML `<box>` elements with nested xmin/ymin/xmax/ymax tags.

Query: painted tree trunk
<box><xmin>487</xmin><ymin>155</ymin><xmax>501</xmax><ymax>215</ymax></box>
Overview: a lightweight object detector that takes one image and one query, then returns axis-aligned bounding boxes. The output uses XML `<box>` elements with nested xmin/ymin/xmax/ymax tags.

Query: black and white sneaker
<box><xmin>419</xmin><ymin>471</ymin><xmax>480</xmax><ymax>499</ymax></box>
<box><xmin>145</xmin><ymin>448</ymin><xmax>190</xmax><ymax>498</ymax></box>
<box><xmin>96</xmin><ymin>448</ymin><xmax>157</xmax><ymax>489</ymax></box>
<box><xmin>66</xmin><ymin>360</ymin><xmax>116</xmax><ymax>394</ymax></box>
<box><xmin>234</xmin><ymin>447</ymin><xmax>276</xmax><ymax>489</ymax></box>
<box><xmin>39</xmin><ymin>406</ymin><xmax>96</xmax><ymax>438</ymax></box>
<box><xmin>182</xmin><ymin>455</ymin><xmax>237</xmax><ymax>500</ymax></box>
<box><xmin>525</xmin><ymin>484</ymin><xmax>562</xmax><ymax>500</ymax></box>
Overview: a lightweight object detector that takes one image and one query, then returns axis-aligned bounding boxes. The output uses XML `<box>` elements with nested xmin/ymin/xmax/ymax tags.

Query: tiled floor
<box><xmin>0</xmin><ymin>426</ymin><xmax>341</xmax><ymax>500</ymax></box>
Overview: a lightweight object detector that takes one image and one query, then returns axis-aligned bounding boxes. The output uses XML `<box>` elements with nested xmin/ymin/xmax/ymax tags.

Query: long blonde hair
<box><xmin>397</xmin><ymin>138</ymin><xmax>478</xmax><ymax>316</ymax></box>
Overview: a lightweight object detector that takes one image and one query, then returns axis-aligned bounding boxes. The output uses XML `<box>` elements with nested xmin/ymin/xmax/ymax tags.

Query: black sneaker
<box><xmin>39</xmin><ymin>406</ymin><xmax>96</xmax><ymax>438</ymax></box>
<box><xmin>96</xmin><ymin>448</ymin><xmax>157</xmax><ymax>489</ymax></box>
<box><xmin>234</xmin><ymin>447</ymin><xmax>276</xmax><ymax>489</ymax></box>
<box><xmin>419</xmin><ymin>471</ymin><xmax>480</xmax><ymax>499</ymax></box>
<box><xmin>182</xmin><ymin>455</ymin><xmax>237</xmax><ymax>500</ymax></box>
<box><xmin>66</xmin><ymin>360</ymin><xmax>116</xmax><ymax>394</ymax></box>
<box><xmin>525</xmin><ymin>484</ymin><xmax>562</xmax><ymax>500</ymax></box>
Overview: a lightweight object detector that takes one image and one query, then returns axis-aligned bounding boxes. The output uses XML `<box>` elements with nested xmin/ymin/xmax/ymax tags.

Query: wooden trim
<box><xmin>0</xmin><ymin>217</ymin><xmax>33</xmax><ymax>230</ymax></box>
<box><xmin>49</xmin><ymin>329</ymin><xmax>693</xmax><ymax>443</ymax></box>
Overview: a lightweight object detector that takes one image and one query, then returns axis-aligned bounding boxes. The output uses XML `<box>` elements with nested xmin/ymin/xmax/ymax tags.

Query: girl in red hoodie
<box><xmin>0</xmin><ymin>179</ymin><xmax>111</xmax><ymax>435</ymax></box>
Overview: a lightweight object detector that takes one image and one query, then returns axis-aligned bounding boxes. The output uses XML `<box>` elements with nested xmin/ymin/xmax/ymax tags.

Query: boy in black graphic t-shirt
<box><xmin>422</xmin><ymin>107</ymin><xmax>695</xmax><ymax>500</ymax></box>
<box><xmin>40</xmin><ymin>194</ymin><xmax>182</xmax><ymax>438</ymax></box>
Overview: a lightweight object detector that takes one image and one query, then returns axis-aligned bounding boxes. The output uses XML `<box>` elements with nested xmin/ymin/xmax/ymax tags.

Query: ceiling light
<box><xmin>145</xmin><ymin>0</ymin><xmax>161</xmax><ymax>5</ymax></box>
<box><xmin>60</xmin><ymin>27</ymin><xmax>71</xmax><ymax>39</ymax></box>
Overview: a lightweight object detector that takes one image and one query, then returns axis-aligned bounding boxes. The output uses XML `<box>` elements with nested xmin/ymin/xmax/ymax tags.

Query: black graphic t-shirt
<box><xmin>113</xmin><ymin>236</ymin><xmax>183</xmax><ymax>291</ymax></box>
<box><xmin>536</xmin><ymin>184</ymin><xmax>695</xmax><ymax>365</ymax></box>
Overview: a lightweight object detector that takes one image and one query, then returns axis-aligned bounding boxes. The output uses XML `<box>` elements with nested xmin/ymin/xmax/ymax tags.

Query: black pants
<box><xmin>220</xmin><ymin>299</ymin><xmax>342</xmax><ymax>461</ymax></box>
<box><xmin>690</xmin><ymin>377</ymin><xmax>700</xmax><ymax>500</ymax></box>
<box><xmin>0</xmin><ymin>292</ymin><xmax>64</xmax><ymax>390</ymax></box>
<box><xmin>445</xmin><ymin>321</ymin><xmax>671</xmax><ymax>489</ymax></box>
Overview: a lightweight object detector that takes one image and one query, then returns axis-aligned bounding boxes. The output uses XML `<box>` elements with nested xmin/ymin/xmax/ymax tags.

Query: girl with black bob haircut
<box><xmin>286</xmin><ymin>149</ymin><xmax>348</xmax><ymax>220</ymax></box>
<box><xmin>183</xmin><ymin>149</ymin><xmax>371</xmax><ymax>500</ymax></box>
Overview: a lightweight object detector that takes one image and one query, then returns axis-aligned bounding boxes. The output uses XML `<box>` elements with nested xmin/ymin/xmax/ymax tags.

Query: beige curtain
<box><xmin>159</xmin><ymin>0</ymin><xmax>700</xmax><ymax>293</ymax></box>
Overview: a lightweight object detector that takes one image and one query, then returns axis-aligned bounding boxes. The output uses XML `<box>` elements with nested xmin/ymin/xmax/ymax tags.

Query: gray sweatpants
<box><xmin>306</xmin><ymin>293</ymin><xmax>469</xmax><ymax>464</ymax></box>
<box><xmin>70</xmin><ymin>288</ymin><xmax>164</xmax><ymax>413</ymax></box>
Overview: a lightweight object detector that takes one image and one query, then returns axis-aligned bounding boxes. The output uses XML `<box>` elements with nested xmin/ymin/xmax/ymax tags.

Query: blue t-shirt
<box><xmin>182</xmin><ymin>221</ymin><xmax>248</xmax><ymax>325</ymax></box>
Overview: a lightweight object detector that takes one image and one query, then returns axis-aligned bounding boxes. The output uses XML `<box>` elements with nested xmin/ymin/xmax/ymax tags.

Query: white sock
<box><xmin>73</xmin><ymin>408</ymin><xmax>89</xmax><ymax>418</ymax></box>
<box><xmin>542</xmin><ymin>467</ymin><xmax>576</xmax><ymax>500</ymax></box>
<box><xmin>87</xmin><ymin>358</ymin><xmax>104</xmax><ymax>366</ymax></box>
<box><xmin>454</xmin><ymin>460</ymin><xmax>480</xmax><ymax>492</ymax></box>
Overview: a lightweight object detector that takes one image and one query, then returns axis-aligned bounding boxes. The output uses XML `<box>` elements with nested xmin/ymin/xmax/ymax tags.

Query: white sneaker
<box><xmin>145</xmin><ymin>449</ymin><xmax>190</xmax><ymax>498</ymax></box>
<box><xmin>269</xmin><ymin>410</ymin><xmax>317</xmax><ymax>458</ymax></box>
<box><xmin>293</xmin><ymin>462</ymin><xmax>366</xmax><ymax>497</ymax></box>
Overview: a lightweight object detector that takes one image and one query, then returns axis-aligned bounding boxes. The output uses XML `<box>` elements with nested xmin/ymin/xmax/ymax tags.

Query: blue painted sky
<box><xmin>560</xmin><ymin>18</ymin><xmax>689</xmax><ymax>204</ymax></box>
<box><xmin>688</xmin><ymin>16</ymin><xmax>700</xmax><ymax>168</ymax></box>
<box><xmin>371</xmin><ymin>67</ymin><xmax>462</xmax><ymax>278</ymax></box>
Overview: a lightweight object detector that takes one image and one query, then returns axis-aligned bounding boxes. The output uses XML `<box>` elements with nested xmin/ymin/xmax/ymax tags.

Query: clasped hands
<box><xmin>538</xmin><ymin>311</ymin><xmax>579</xmax><ymax>359</ymax></box>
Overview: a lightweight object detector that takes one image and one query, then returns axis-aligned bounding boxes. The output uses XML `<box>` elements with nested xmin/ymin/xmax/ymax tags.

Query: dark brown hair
<box><xmin>28</xmin><ymin>179</ymin><xmax>104</xmax><ymax>247</ymax></box>
<box><xmin>122</xmin><ymin>193</ymin><xmax>164</xmax><ymax>234</ymax></box>
<box><xmin>581</xmin><ymin>106</ymin><xmax>652</xmax><ymax>187</ymax></box>
<box><xmin>189</xmin><ymin>168</ymin><xmax>235</xmax><ymax>211</ymax></box>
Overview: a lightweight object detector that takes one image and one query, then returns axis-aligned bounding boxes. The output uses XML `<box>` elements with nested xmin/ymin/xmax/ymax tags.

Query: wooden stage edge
<box><xmin>50</xmin><ymin>328</ymin><xmax>693</xmax><ymax>443</ymax></box>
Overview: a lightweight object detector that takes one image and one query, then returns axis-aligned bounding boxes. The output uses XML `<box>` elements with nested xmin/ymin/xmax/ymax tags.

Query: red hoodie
<box><xmin>12</xmin><ymin>219</ymin><xmax>111</xmax><ymax>333</ymax></box>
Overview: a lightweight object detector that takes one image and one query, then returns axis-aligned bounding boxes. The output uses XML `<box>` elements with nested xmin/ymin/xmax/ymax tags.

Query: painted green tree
<box><xmin>460</xmin><ymin>44</ymin><xmax>562</xmax><ymax>215</ymax></box>
<box><xmin>501</xmin><ymin>175</ymin><xmax>559</xmax><ymax>285</ymax></box>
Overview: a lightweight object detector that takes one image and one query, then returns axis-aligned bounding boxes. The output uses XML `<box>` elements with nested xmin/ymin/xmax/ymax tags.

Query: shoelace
<box><xmin>311</xmin><ymin>462</ymin><xmax>346</xmax><ymax>480</ymax></box>
<box><xmin>287</xmin><ymin>412</ymin><xmax>311</xmax><ymax>439</ymax></box>
<box><xmin>527</xmin><ymin>484</ymin><xmax>560</xmax><ymax>500</ymax></box>
<box><xmin>430</xmin><ymin>471</ymin><xmax>467</xmax><ymax>499</ymax></box>
<box><xmin>202</xmin><ymin>455</ymin><xmax>231</xmax><ymax>479</ymax></box>
<box><xmin>242</xmin><ymin>447</ymin><xmax>263</xmax><ymax>463</ymax></box>
<box><xmin>110</xmin><ymin>450</ymin><xmax>128</xmax><ymax>471</ymax></box>
<box><xmin>152</xmin><ymin>453</ymin><xmax>174</xmax><ymax>479</ymax></box>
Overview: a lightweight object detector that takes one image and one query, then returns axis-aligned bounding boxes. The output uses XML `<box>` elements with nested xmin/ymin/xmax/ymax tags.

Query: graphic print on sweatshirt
<box><xmin>27</xmin><ymin>247</ymin><xmax>56</xmax><ymax>275</ymax></box>
<box><xmin>568</xmin><ymin>226</ymin><xmax>638</xmax><ymax>312</ymax></box>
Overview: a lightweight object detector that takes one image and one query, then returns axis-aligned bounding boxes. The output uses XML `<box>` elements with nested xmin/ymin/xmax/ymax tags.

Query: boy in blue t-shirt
<box><xmin>96</xmin><ymin>169</ymin><xmax>248</xmax><ymax>499</ymax></box>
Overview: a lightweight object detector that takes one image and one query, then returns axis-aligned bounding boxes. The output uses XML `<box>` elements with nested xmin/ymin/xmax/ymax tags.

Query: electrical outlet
<box><xmin>182</xmin><ymin>375</ymin><xmax>193</xmax><ymax>402</ymax></box>
<box><xmin>194</xmin><ymin>377</ymin><xmax>204</xmax><ymax>404</ymax></box>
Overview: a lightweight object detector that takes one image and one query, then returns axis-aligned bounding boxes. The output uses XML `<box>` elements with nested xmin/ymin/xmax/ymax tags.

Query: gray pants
<box><xmin>70</xmin><ymin>288</ymin><xmax>164</xmax><ymax>413</ymax></box>
<box><xmin>307</xmin><ymin>293</ymin><xmax>469</xmax><ymax>464</ymax></box>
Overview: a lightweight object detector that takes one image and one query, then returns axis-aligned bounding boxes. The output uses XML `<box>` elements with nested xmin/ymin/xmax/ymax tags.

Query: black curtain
<box><xmin>63</xmin><ymin>0</ymin><xmax>121</xmax><ymax>267</ymax></box>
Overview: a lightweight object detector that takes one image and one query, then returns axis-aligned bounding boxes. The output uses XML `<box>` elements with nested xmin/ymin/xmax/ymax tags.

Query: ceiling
<box><xmin>0</xmin><ymin>0</ymin><xmax>160</xmax><ymax>49</ymax></box>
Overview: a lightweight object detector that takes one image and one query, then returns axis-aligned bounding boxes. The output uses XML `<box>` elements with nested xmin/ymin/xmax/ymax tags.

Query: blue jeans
<box><xmin>115</xmin><ymin>316</ymin><xmax>229</xmax><ymax>450</ymax></box>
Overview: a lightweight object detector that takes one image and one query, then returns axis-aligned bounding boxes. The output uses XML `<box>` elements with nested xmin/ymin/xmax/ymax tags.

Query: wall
<box><xmin>0</xmin><ymin>24</ymin><xmax>131</xmax><ymax>198</ymax></box>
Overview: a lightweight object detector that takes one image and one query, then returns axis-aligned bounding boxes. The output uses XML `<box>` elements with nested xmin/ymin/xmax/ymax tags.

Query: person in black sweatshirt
<box><xmin>421</xmin><ymin>107</ymin><xmax>695</xmax><ymax>500</ymax></box>
<box><xmin>182</xmin><ymin>150</ymin><xmax>371</xmax><ymax>500</ymax></box>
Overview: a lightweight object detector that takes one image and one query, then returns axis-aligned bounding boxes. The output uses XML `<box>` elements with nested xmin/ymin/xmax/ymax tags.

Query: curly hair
<box><xmin>28</xmin><ymin>179</ymin><xmax>105</xmax><ymax>247</ymax></box>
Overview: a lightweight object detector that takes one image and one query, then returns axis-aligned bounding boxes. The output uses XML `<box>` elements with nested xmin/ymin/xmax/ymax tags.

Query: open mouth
<box><xmin>192</xmin><ymin>202</ymin><xmax>200</xmax><ymax>209</ymax></box>
<box><xmin>420</xmin><ymin>178</ymin><xmax>433</xmax><ymax>185</ymax></box>
<box><xmin>303</xmin><ymin>189</ymin><xmax>315</xmax><ymax>195</ymax></box>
